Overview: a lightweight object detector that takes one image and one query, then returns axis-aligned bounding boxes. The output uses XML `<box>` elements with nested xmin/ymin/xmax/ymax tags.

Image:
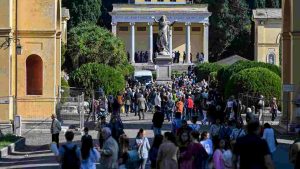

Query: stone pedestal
<box><xmin>155</xmin><ymin>54</ymin><xmax>172</xmax><ymax>84</ymax></box>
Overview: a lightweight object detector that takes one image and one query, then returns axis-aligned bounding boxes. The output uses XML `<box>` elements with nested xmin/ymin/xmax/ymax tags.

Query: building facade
<box><xmin>0</xmin><ymin>0</ymin><xmax>69</xmax><ymax>124</ymax></box>
<box><xmin>282</xmin><ymin>0</ymin><xmax>300</xmax><ymax>126</ymax></box>
<box><xmin>253</xmin><ymin>8</ymin><xmax>282</xmax><ymax>66</ymax></box>
<box><xmin>110</xmin><ymin>0</ymin><xmax>211</xmax><ymax>65</ymax></box>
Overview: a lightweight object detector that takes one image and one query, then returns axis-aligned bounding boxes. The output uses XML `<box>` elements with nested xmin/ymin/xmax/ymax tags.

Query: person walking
<box><xmin>99</xmin><ymin>127</ymin><xmax>119</xmax><ymax>169</ymax></box>
<box><xmin>262</xmin><ymin>123</ymin><xmax>277</xmax><ymax>158</ymax></box>
<box><xmin>136</xmin><ymin>128</ymin><xmax>150</xmax><ymax>169</ymax></box>
<box><xmin>289</xmin><ymin>130</ymin><xmax>300</xmax><ymax>169</ymax></box>
<box><xmin>149</xmin><ymin>134</ymin><xmax>164</xmax><ymax>169</ymax></box>
<box><xmin>181</xmin><ymin>131</ymin><xmax>208</xmax><ymax>169</ymax></box>
<box><xmin>156</xmin><ymin>132</ymin><xmax>179</xmax><ymax>169</ymax></box>
<box><xmin>81</xmin><ymin>136</ymin><xmax>100</xmax><ymax>169</ymax></box>
<box><xmin>51</xmin><ymin>114</ymin><xmax>61</xmax><ymax>148</ymax></box>
<box><xmin>152</xmin><ymin>106</ymin><xmax>165</xmax><ymax>135</ymax></box>
<box><xmin>200</xmin><ymin>131</ymin><xmax>213</xmax><ymax>169</ymax></box>
<box><xmin>232</xmin><ymin>121</ymin><xmax>274</xmax><ymax>169</ymax></box>
<box><xmin>138</xmin><ymin>94</ymin><xmax>147</xmax><ymax>120</ymax></box>
<box><xmin>187</xmin><ymin>96</ymin><xmax>194</xmax><ymax>120</ymax></box>
<box><xmin>213</xmin><ymin>139</ymin><xmax>225</xmax><ymax>169</ymax></box>
<box><xmin>57</xmin><ymin>131</ymin><xmax>81</xmax><ymax>169</ymax></box>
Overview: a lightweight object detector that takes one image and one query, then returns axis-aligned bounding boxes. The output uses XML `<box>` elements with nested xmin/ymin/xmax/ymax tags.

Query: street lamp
<box><xmin>4</xmin><ymin>37</ymin><xmax>23</xmax><ymax>55</ymax></box>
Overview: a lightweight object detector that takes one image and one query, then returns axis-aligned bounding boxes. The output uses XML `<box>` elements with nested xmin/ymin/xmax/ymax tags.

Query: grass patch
<box><xmin>0</xmin><ymin>134</ymin><xmax>21</xmax><ymax>149</ymax></box>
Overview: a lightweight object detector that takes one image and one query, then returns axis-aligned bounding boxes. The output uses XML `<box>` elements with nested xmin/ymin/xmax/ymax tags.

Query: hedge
<box><xmin>194</xmin><ymin>63</ymin><xmax>225</xmax><ymax>81</ymax></box>
<box><xmin>69</xmin><ymin>63</ymin><xmax>125</xmax><ymax>96</ymax></box>
<box><xmin>217</xmin><ymin>60</ymin><xmax>281</xmax><ymax>92</ymax></box>
<box><xmin>225</xmin><ymin>67</ymin><xmax>281</xmax><ymax>100</ymax></box>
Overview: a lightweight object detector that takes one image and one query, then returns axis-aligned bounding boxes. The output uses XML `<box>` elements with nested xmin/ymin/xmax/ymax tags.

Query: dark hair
<box><xmin>191</xmin><ymin>116</ymin><xmax>198</xmax><ymax>123</ymax></box>
<box><xmin>175</xmin><ymin>112</ymin><xmax>181</xmax><ymax>119</ymax></box>
<box><xmin>263</xmin><ymin>123</ymin><xmax>271</xmax><ymax>129</ymax></box>
<box><xmin>182</xmin><ymin>120</ymin><xmax>187</xmax><ymax>125</ymax></box>
<box><xmin>65</xmin><ymin>131</ymin><xmax>74</xmax><ymax>141</ymax></box>
<box><xmin>84</xmin><ymin>127</ymin><xmax>89</xmax><ymax>132</ymax></box>
<box><xmin>164</xmin><ymin>132</ymin><xmax>177</xmax><ymax>146</ymax></box>
<box><xmin>151</xmin><ymin>134</ymin><xmax>163</xmax><ymax>149</ymax></box>
<box><xmin>81</xmin><ymin>136</ymin><xmax>93</xmax><ymax>160</ymax></box>
<box><xmin>137</xmin><ymin>128</ymin><xmax>144</xmax><ymax>138</ymax></box>
<box><xmin>191</xmin><ymin>131</ymin><xmax>200</xmax><ymax>141</ymax></box>
<box><xmin>247</xmin><ymin>121</ymin><xmax>260</xmax><ymax>134</ymax></box>
<box><xmin>200</xmin><ymin>131</ymin><xmax>208</xmax><ymax>141</ymax></box>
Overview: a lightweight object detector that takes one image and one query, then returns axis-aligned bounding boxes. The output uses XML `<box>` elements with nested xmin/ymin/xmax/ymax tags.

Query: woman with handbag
<box><xmin>135</xmin><ymin>128</ymin><xmax>150</xmax><ymax>169</ymax></box>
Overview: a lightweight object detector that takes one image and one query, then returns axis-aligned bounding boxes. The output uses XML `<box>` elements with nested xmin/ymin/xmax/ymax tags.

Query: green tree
<box><xmin>266</xmin><ymin>0</ymin><xmax>280</xmax><ymax>8</ymax></box>
<box><xmin>99</xmin><ymin>0</ymin><xmax>127</xmax><ymax>28</ymax></box>
<box><xmin>69</xmin><ymin>63</ymin><xmax>125</xmax><ymax>96</ymax></box>
<box><xmin>65</xmin><ymin>22</ymin><xmax>127</xmax><ymax>72</ymax></box>
<box><xmin>62</xmin><ymin>0</ymin><xmax>101</xmax><ymax>28</ymax></box>
<box><xmin>200</xmin><ymin>0</ymin><xmax>250</xmax><ymax>59</ymax></box>
<box><xmin>255</xmin><ymin>0</ymin><xmax>266</xmax><ymax>8</ymax></box>
<box><xmin>225</xmin><ymin>67</ymin><xmax>281</xmax><ymax>100</ymax></box>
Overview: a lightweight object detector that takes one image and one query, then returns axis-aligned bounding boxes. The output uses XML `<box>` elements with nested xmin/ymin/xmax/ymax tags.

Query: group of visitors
<box><xmin>172</xmin><ymin>51</ymin><xmax>204</xmax><ymax>63</ymax></box>
<box><xmin>50</xmin><ymin>66</ymin><xmax>300</xmax><ymax>169</ymax></box>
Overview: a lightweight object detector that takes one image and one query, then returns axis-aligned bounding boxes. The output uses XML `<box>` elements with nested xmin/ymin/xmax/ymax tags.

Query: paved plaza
<box><xmin>0</xmin><ymin>111</ymin><xmax>295</xmax><ymax>169</ymax></box>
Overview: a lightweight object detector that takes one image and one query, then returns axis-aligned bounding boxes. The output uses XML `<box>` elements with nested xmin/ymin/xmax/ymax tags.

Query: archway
<box><xmin>26</xmin><ymin>55</ymin><xmax>43</xmax><ymax>95</ymax></box>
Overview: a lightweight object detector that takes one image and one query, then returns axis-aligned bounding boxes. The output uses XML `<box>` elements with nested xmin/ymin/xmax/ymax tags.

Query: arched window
<box><xmin>26</xmin><ymin>55</ymin><xmax>43</xmax><ymax>95</ymax></box>
<box><xmin>267</xmin><ymin>53</ymin><xmax>276</xmax><ymax>65</ymax></box>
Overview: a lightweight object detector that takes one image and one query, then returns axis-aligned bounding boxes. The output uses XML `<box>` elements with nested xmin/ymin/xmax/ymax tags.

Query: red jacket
<box><xmin>187</xmin><ymin>98</ymin><xmax>194</xmax><ymax>109</ymax></box>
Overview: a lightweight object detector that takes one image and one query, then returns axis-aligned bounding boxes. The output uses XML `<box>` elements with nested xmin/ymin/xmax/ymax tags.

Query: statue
<box><xmin>152</xmin><ymin>15</ymin><xmax>176</xmax><ymax>55</ymax></box>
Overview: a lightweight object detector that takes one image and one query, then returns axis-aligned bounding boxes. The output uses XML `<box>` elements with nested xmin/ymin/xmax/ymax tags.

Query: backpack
<box><xmin>61</xmin><ymin>145</ymin><xmax>81</xmax><ymax>169</ymax></box>
<box><xmin>126</xmin><ymin>150</ymin><xmax>142</xmax><ymax>169</ymax></box>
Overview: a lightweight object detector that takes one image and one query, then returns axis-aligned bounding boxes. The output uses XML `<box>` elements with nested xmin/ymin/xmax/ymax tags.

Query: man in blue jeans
<box><xmin>152</xmin><ymin>106</ymin><xmax>164</xmax><ymax>135</ymax></box>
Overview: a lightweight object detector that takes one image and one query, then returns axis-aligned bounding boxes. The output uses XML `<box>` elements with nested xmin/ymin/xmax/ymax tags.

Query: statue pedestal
<box><xmin>155</xmin><ymin>54</ymin><xmax>172</xmax><ymax>84</ymax></box>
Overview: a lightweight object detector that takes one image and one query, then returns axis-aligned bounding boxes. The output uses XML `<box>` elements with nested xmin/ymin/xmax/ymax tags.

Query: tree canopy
<box><xmin>62</xmin><ymin>0</ymin><xmax>102</xmax><ymax>28</ymax></box>
<box><xmin>199</xmin><ymin>0</ymin><xmax>250</xmax><ymax>60</ymax></box>
<box><xmin>64</xmin><ymin>22</ymin><xmax>127</xmax><ymax>72</ymax></box>
<box><xmin>69</xmin><ymin>63</ymin><xmax>125</xmax><ymax>96</ymax></box>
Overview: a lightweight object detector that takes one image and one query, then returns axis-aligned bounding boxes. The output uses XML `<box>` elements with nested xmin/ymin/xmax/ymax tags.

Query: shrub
<box><xmin>217</xmin><ymin>61</ymin><xmax>281</xmax><ymax>92</ymax></box>
<box><xmin>116</xmin><ymin>63</ymin><xmax>135</xmax><ymax>78</ymax></box>
<box><xmin>69</xmin><ymin>63</ymin><xmax>125</xmax><ymax>96</ymax></box>
<box><xmin>194</xmin><ymin>63</ymin><xmax>225</xmax><ymax>81</ymax></box>
<box><xmin>225</xmin><ymin>67</ymin><xmax>281</xmax><ymax>100</ymax></box>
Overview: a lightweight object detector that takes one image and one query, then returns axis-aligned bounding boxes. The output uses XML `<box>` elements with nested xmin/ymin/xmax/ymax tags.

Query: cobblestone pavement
<box><xmin>0</xmin><ymin>111</ymin><xmax>295</xmax><ymax>169</ymax></box>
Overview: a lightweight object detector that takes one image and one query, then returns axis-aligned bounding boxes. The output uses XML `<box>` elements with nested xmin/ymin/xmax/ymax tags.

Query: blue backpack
<box><xmin>126</xmin><ymin>150</ymin><xmax>142</xmax><ymax>169</ymax></box>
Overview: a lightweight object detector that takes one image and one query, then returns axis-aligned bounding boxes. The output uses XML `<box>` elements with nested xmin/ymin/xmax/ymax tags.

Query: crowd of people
<box><xmin>51</xmin><ymin>70</ymin><xmax>300</xmax><ymax>169</ymax></box>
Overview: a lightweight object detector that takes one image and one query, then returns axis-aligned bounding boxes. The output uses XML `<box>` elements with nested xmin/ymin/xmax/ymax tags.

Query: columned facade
<box><xmin>130</xmin><ymin>22</ymin><xmax>135</xmax><ymax>63</ymax></box>
<box><xmin>185</xmin><ymin>22</ymin><xmax>191</xmax><ymax>63</ymax></box>
<box><xmin>110</xmin><ymin>4</ymin><xmax>211</xmax><ymax>65</ymax></box>
<box><xmin>148</xmin><ymin>22</ymin><xmax>153</xmax><ymax>63</ymax></box>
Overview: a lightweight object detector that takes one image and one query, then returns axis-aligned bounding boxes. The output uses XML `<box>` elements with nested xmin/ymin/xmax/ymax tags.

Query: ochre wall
<box><xmin>254</xmin><ymin>19</ymin><xmax>281</xmax><ymax>65</ymax></box>
<box><xmin>0</xmin><ymin>0</ymin><xmax>63</xmax><ymax>121</ymax></box>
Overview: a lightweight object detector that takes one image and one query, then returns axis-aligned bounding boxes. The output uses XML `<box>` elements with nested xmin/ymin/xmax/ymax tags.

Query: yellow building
<box><xmin>253</xmin><ymin>8</ymin><xmax>282</xmax><ymax>66</ymax></box>
<box><xmin>282</xmin><ymin>0</ymin><xmax>300</xmax><ymax>127</ymax></box>
<box><xmin>110</xmin><ymin>0</ymin><xmax>211</xmax><ymax>64</ymax></box>
<box><xmin>0</xmin><ymin>0</ymin><xmax>69</xmax><ymax>126</ymax></box>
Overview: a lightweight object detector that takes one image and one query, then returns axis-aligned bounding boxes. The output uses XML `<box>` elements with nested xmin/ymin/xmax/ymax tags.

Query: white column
<box><xmin>203</xmin><ymin>23</ymin><xmax>209</xmax><ymax>62</ymax></box>
<box><xmin>185</xmin><ymin>22</ymin><xmax>191</xmax><ymax>64</ymax></box>
<box><xmin>148</xmin><ymin>22</ymin><xmax>153</xmax><ymax>63</ymax></box>
<box><xmin>169</xmin><ymin>26</ymin><xmax>173</xmax><ymax>58</ymax></box>
<box><xmin>111</xmin><ymin>22</ymin><xmax>117</xmax><ymax>36</ymax></box>
<box><xmin>130</xmin><ymin>22</ymin><xmax>135</xmax><ymax>63</ymax></box>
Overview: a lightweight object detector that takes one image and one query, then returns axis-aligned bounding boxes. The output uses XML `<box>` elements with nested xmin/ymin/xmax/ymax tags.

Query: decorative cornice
<box><xmin>257</xmin><ymin>43</ymin><xmax>280</xmax><ymax>47</ymax></box>
<box><xmin>111</xmin><ymin>13</ymin><xmax>210</xmax><ymax>24</ymax></box>
<box><xmin>0</xmin><ymin>28</ymin><xmax>12</xmax><ymax>34</ymax></box>
<box><xmin>17</xmin><ymin>30</ymin><xmax>58</xmax><ymax>38</ymax></box>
